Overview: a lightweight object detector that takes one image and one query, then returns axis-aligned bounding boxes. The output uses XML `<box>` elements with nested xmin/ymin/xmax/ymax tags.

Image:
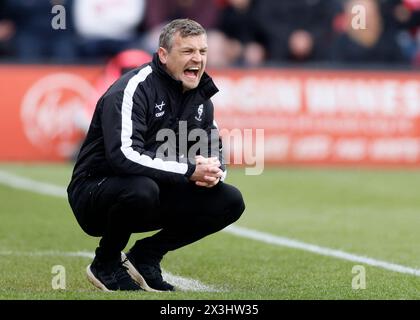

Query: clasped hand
<box><xmin>189</xmin><ymin>155</ymin><xmax>223</xmax><ymax>188</ymax></box>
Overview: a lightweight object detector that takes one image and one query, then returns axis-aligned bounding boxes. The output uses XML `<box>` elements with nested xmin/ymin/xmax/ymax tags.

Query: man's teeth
<box><xmin>186</xmin><ymin>67</ymin><xmax>199</xmax><ymax>71</ymax></box>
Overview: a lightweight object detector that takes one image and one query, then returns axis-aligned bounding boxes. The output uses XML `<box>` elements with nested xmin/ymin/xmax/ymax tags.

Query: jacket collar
<box><xmin>151</xmin><ymin>53</ymin><xmax>219</xmax><ymax>100</ymax></box>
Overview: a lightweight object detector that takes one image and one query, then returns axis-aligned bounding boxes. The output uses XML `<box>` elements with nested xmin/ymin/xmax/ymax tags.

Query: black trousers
<box><xmin>68</xmin><ymin>175</ymin><xmax>245</xmax><ymax>263</ymax></box>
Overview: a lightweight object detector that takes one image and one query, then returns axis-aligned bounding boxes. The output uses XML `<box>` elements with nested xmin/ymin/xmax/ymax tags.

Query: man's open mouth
<box><xmin>184</xmin><ymin>66</ymin><xmax>200</xmax><ymax>79</ymax></box>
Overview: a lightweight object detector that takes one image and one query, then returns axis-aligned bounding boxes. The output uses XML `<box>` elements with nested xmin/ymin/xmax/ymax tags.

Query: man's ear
<box><xmin>158</xmin><ymin>47</ymin><xmax>168</xmax><ymax>64</ymax></box>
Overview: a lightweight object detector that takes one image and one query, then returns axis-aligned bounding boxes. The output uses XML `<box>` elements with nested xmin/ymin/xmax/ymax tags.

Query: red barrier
<box><xmin>0</xmin><ymin>65</ymin><xmax>101</xmax><ymax>160</ymax></box>
<box><xmin>211</xmin><ymin>69</ymin><xmax>420</xmax><ymax>166</ymax></box>
<box><xmin>0</xmin><ymin>65</ymin><xmax>419</xmax><ymax>165</ymax></box>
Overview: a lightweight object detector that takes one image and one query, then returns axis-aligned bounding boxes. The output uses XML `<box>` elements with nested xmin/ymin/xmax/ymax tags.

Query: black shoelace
<box><xmin>99</xmin><ymin>261</ymin><xmax>131</xmax><ymax>284</ymax></box>
<box><xmin>114</xmin><ymin>262</ymin><xmax>132</xmax><ymax>281</ymax></box>
<box><xmin>142</xmin><ymin>264</ymin><xmax>162</xmax><ymax>280</ymax></box>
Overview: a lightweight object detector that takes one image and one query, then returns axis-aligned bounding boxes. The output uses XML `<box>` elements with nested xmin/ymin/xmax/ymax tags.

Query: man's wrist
<box><xmin>185</xmin><ymin>163</ymin><xmax>196</xmax><ymax>178</ymax></box>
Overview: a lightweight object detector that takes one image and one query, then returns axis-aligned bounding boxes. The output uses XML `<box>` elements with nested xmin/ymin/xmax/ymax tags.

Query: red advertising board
<box><xmin>0</xmin><ymin>65</ymin><xmax>419</xmax><ymax>166</ymax></box>
<box><xmin>211</xmin><ymin>69</ymin><xmax>420</xmax><ymax>166</ymax></box>
<box><xmin>0</xmin><ymin>65</ymin><xmax>101</xmax><ymax>161</ymax></box>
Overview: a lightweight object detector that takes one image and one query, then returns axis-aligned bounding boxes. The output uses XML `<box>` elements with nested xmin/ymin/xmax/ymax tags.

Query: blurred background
<box><xmin>0</xmin><ymin>0</ymin><xmax>420</xmax><ymax>165</ymax></box>
<box><xmin>0</xmin><ymin>0</ymin><xmax>420</xmax><ymax>67</ymax></box>
<box><xmin>1</xmin><ymin>0</ymin><xmax>420</xmax><ymax>300</ymax></box>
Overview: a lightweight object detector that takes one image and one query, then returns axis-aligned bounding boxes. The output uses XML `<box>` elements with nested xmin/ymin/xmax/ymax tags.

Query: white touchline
<box><xmin>1</xmin><ymin>170</ymin><xmax>420</xmax><ymax>278</ymax></box>
<box><xmin>0</xmin><ymin>170</ymin><xmax>67</xmax><ymax>197</ymax></box>
<box><xmin>223</xmin><ymin>225</ymin><xmax>420</xmax><ymax>276</ymax></box>
<box><xmin>0</xmin><ymin>250</ymin><xmax>220</xmax><ymax>292</ymax></box>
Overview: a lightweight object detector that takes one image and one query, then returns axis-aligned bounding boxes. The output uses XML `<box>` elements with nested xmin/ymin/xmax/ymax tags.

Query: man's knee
<box><xmin>119</xmin><ymin>176</ymin><xmax>160</xmax><ymax>210</ymax></box>
<box><xmin>222</xmin><ymin>184</ymin><xmax>245</xmax><ymax>224</ymax></box>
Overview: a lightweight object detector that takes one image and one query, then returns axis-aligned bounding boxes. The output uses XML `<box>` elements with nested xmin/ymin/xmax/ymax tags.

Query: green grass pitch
<box><xmin>1</xmin><ymin>163</ymin><xmax>420</xmax><ymax>299</ymax></box>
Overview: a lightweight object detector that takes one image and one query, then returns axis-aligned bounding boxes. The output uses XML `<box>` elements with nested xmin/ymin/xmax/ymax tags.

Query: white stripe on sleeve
<box><xmin>120</xmin><ymin>65</ymin><xmax>188</xmax><ymax>175</ymax></box>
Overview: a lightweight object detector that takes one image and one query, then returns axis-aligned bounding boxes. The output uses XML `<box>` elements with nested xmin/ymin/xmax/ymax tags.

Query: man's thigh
<box><xmin>158</xmin><ymin>181</ymin><xmax>243</xmax><ymax>222</ymax></box>
<box><xmin>83</xmin><ymin>175</ymin><xmax>162</xmax><ymax>234</ymax></box>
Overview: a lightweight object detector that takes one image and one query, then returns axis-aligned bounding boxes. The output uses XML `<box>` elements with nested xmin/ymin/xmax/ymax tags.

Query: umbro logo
<box><xmin>155</xmin><ymin>101</ymin><xmax>165</xmax><ymax>117</ymax></box>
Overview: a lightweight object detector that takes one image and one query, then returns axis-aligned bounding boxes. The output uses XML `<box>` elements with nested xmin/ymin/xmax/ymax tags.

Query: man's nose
<box><xmin>191</xmin><ymin>51</ymin><xmax>202</xmax><ymax>63</ymax></box>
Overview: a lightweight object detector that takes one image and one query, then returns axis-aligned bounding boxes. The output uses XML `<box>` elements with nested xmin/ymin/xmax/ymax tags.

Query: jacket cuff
<box><xmin>184</xmin><ymin>163</ymin><xmax>196</xmax><ymax>178</ymax></box>
<box><xmin>220</xmin><ymin>169</ymin><xmax>227</xmax><ymax>182</ymax></box>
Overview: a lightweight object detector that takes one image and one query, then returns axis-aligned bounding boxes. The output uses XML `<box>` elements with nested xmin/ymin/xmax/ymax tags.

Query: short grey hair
<box><xmin>159</xmin><ymin>19</ymin><xmax>206</xmax><ymax>51</ymax></box>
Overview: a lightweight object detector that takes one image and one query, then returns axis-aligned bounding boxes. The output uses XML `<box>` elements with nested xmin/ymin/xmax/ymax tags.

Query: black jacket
<box><xmin>68</xmin><ymin>53</ymin><xmax>225</xmax><ymax>190</ymax></box>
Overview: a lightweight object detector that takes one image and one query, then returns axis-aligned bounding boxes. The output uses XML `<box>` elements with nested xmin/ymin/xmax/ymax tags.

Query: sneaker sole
<box><xmin>121</xmin><ymin>253</ymin><xmax>161</xmax><ymax>292</ymax></box>
<box><xmin>86</xmin><ymin>265</ymin><xmax>112</xmax><ymax>292</ymax></box>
